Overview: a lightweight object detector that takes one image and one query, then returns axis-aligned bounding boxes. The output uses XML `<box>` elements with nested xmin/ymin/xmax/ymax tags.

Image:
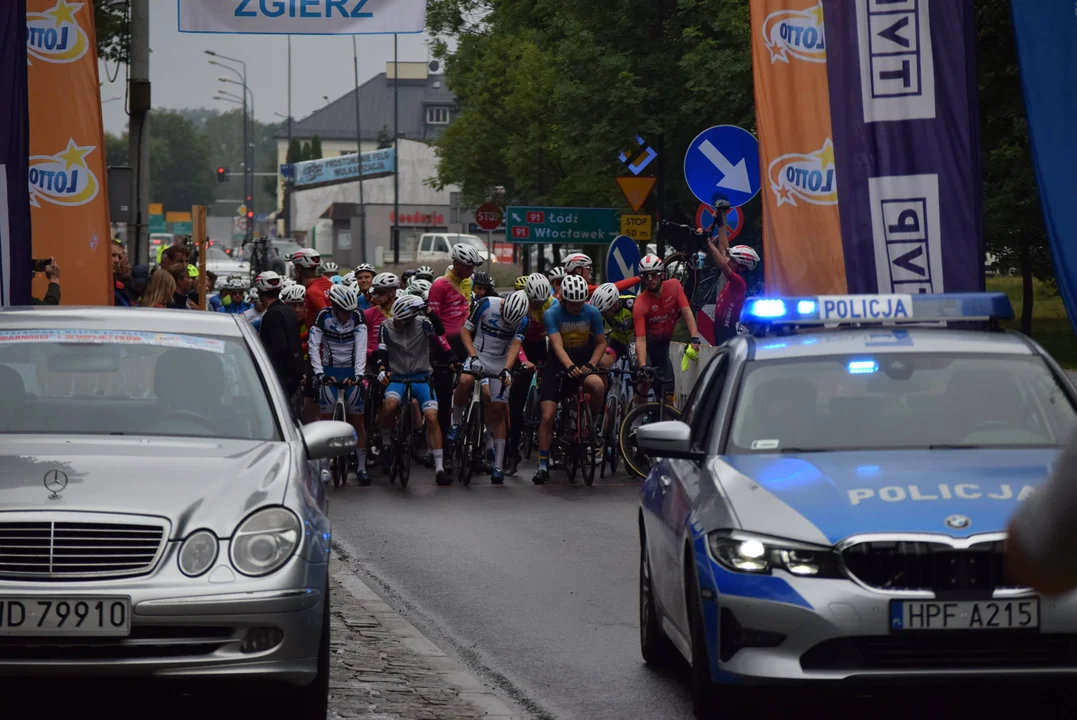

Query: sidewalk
<box><xmin>329</xmin><ymin>570</ymin><xmax>519</xmax><ymax>720</ymax></box>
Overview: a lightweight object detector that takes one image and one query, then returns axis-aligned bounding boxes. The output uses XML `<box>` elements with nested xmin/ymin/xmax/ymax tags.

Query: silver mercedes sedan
<box><xmin>0</xmin><ymin>307</ymin><xmax>355</xmax><ymax>718</ymax></box>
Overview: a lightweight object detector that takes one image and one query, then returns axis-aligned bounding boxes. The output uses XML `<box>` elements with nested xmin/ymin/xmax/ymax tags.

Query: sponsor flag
<box><xmin>1010</xmin><ymin>0</ymin><xmax>1077</xmax><ymax>332</ymax></box>
<box><xmin>751</xmin><ymin>0</ymin><xmax>848</xmax><ymax>294</ymax></box>
<box><xmin>27</xmin><ymin>0</ymin><xmax>111</xmax><ymax>305</ymax></box>
<box><xmin>0</xmin><ymin>0</ymin><xmax>32</xmax><ymax>306</ymax></box>
<box><xmin>821</xmin><ymin>0</ymin><xmax>983</xmax><ymax>294</ymax></box>
<box><xmin>178</xmin><ymin>0</ymin><xmax>428</xmax><ymax>35</ymax></box>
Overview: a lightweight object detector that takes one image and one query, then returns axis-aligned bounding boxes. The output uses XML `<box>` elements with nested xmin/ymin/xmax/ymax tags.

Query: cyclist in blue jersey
<box><xmin>354</xmin><ymin>263</ymin><xmax>376</xmax><ymax>311</ymax></box>
<box><xmin>532</xmin><ymin>274</ymin><xmax>607</xmax><ymax>485</ymax></box>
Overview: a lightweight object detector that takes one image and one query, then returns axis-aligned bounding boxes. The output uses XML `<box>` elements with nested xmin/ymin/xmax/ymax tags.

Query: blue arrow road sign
<box><xmin>607</xmin><ymin>235</ymin><xmax>641</xmax><ymax>284</ymax></box>
<box><xmin>683</xmin><ymin>125</ymin><xmax>761</xmax><ymax>208</ymax></box>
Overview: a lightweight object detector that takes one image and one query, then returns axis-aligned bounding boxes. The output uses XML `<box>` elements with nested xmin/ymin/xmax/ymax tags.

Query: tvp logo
<box><xmin>868</xmin><ymin>174</ymin><xmax>943</xmax><ymax>295</ymax></box>
<box><xmin>855</xmin><ymin>0</ymin><xmax>936</xmax><ymax>122</ymax></box>
<box><xmin>618</xmin><ymin>136</ymin><xmax>658</xmax><ymax>176</ymax></box>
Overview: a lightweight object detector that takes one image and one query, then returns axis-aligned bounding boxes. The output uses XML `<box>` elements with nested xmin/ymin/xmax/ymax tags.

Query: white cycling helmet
<box><xmin>409</xmin><ymin>278</ymin><xmax>432</xmax><ymax>297</ymax></box>
<box><xmin>322</xmin><ymin>261</ymin><xmax>339</xmax><ymax>273</ymax></box>
<box><xmin>254</xmin><ymin>271</ymin><xmax>283</xmax><ymax>292</ymax></box>
<box><xmin>450</xmin><ymin>242</ymin><xmax>484</xmax><ymax>267</ymax></box>
<box><xmin>355</xmin><ymin>263</ymin><xmax>376</xmax><ymax>275</ymax></box>
<box><xmin>341</xmin><ymin>272</ymin><xmax>357</xmax><ymax>287</ymax></box>
<box><xmin>524</xmin><ymin>273</ymin><xmax>551</xmax><ymax>303</ymax></box>
<box><xmin>328</xmin><ymin>284</ymin><xmax>359</xmax><ymax>312</ymax></box>
<box><xmin>392</xmin><ymin>294</ymin><xmax>424</xmax><ymax>322</ymax></box>
<box><xmin>289</xmin><ymin>248</ymin><xmax>321</xmax><ymax>269</ymax></box>
<box><xmin>415</xmin><ymin>265</ymin><xmax>435</xmax><ymax>280</ymax></box>
<box><xmin>246</xmin><ymin>288</ymin><xmax>259</xmax><ymax>302</ymax></box>
<box><xmin>372</xmin><ymin>272</ymin><xmax>399</xmax><ymax>290</ymax></box>
<box><xmin>561</xmin><ymin>274</ymin><xmax>589</xmax><ymax>303</ymax></box>
<box><xmin>563</xmin><ymin>253</ymin><xmax>592</xmax><ymax>274</ymax></box>
<box><xmin>281</xmin><ymin>284</ymin><xmax>306</xmax><ymax>304</ymax></box>
<box><xmin>547</xmin><ymin>266</ymin><xmax>566</xmax><ymax>280</ymax></box>
<box><xmin>226</xmin><ymin>276</ymin><xmax>247</xmax><ymax>290</ymax></box>
<box><xmin>226</xmin><ymin>272</ymin><xmax>245</xmax><ymax>285</ymax></box>
<box><xmin>501</xmin><ymin>290</ymin><xmax>529</xmax><ymax>326</ymax></box>
<box><xmin>639</xmin><ymin>254</ymin><xmax>664</xmax><ymax>274</ymax></box>
<box><xmin>589</xmin><ymin>283</ymin><xmax>621</xmax><ymax>314</ymax></box>
<box><xmin>728</xmin><ymin>245</ymin><xmax>761</xmax><ymax>271</ymax></box>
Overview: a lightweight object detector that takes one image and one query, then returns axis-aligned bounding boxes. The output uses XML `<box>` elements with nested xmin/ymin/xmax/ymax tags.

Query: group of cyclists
<box><xmin>235</xmin><ymin>211</ymin><xmax>760</xmax><ymax>488</ymax></box>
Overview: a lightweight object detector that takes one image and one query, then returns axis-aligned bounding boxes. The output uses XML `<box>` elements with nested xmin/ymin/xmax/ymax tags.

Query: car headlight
<box><xmin>178</xmin><ymin>530</ymin><xmax>219</xmax><ymax>577</ymax></box>
<box><xmin>708</xmin><ymin>533</ymin><xmax>843</xmax><ymax>578</ymax></box>
<box><xmin>230</xmin><ymin>507</ymin><xmax>301</xmax><ymax>577</ymax></box>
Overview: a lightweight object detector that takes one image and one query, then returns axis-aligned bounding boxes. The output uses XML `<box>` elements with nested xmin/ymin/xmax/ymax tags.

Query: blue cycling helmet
<box><xmin>330</xmin><ymin>275</ymin><xmax>343</xmax><ymax>285</ymax></box>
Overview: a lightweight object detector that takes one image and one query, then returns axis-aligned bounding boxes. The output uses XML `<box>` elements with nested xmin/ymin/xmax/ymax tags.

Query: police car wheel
<box><xmin>686</xmin><ymin>552</ymin><xmax>719</xmax><ymax>718</ymax></box>
<box><xmin>640</xmin><ymin>531</ymin><xmax>676</xmax><ymax>667</ymax></box>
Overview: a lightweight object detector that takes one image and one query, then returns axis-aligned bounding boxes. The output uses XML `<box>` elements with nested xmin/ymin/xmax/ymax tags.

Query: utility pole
<box><xmin>353</xmin><ymin>36</ymin><xmax>366</xmax><ymax>262</ymax></box>
<box><xmin>128</xmin><ymin>0</ymin><xmax>150</xmax><ymax>266</ymax></box>
<box><xmin>654</xmin><ymin>0</ymin><xmax>666</xmax><ymax>259</ymax></box>
<box><xmin>284</xmin><ymin>36</ymin><xmax>292</xmax><ymax>237</ymax></box>
<box><xmin>392</xmin><ymin>34</ymin><xmax>400</xmax><ymax>265</ymax></box>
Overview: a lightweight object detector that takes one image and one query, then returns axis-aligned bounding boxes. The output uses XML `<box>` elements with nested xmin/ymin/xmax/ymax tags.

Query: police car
<box><xmin>635</xmin><ymin>293</ymin><xmax>1077</xmax><ymax>715</ymax></box>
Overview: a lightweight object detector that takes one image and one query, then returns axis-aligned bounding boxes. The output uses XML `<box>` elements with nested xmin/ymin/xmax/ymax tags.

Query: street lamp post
<box><xmin>352</xmin><ymin>35</ymin><xmax>366</xmax><ymax>262</ymax></box>
<box><xmin>219</xmin><ymin>77</ymin><xmax>255</xmax><ymax>236</ymax></box>
<box><xmin>206</xmin><ymin>50</ymin><xmax>252</xmax><ymax>244</ymax></box>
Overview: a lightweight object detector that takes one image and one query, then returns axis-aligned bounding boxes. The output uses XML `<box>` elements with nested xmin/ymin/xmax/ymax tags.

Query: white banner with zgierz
<box><xmin>178</xmin><ymin>0</ymin><xmax>428</xmax><ymax>35</ymax></box>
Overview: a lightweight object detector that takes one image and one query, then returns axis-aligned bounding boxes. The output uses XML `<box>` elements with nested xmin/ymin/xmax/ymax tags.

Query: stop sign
<box><xmin>475</xmin><ymin>202</ymin><xmax>503</xmax><ymax>231</ymax></box>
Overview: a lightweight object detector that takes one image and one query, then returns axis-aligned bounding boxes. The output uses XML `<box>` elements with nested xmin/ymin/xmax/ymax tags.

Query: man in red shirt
<box><xmin>290</xmin><ymin>248</ymin><xmax>332</xmax><ymax>423</ymax></box>
<box><xmin>632</xmin><ymin>254</ymin><xmax>702</xmax><ymax>404</ymax></box>
<box><xmin>696</xmin><ymin>223</ymin><xmax>759</xmax><ymax>346</ymax></box>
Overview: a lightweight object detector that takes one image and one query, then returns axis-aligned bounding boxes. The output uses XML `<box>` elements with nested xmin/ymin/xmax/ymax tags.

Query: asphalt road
<box><xmin>329</xmin><ymin>456</ymin><xmax>1077</xmax><ymax>720</ymax></box>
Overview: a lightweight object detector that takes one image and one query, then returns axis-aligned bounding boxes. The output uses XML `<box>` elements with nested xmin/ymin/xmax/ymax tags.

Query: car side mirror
<box><xmin>302</xmin><ymin>421</ymin><xmax>356</xmax><ymax>460</ymax></box>
<box><xmin>636</xmin><ymin>421</ymin><xmax>704</xmax><ymax>461</ymax></box>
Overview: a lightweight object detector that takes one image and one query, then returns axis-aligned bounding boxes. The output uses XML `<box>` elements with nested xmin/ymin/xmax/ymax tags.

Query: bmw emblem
<box><xmin>945</xmin><ymin>514</ymin><xmax>970</xmax><ymax>530</ymax></box>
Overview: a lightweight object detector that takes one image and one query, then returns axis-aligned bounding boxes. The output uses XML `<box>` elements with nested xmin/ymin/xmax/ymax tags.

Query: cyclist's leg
<box><xmin>536</xmin><ymin>360</ymin><xmax>562</xmax><ymax>471</ymax></box>
<box><xmin>583</xmin><ymin>373</ymin><xmax>606</xmax><ymax>417</ymax></box>
<box><xmin>655</xmin><ymin>344</ymin><xmax>676</xmax><ymax>407</ymax></box>
<box><xmin>343</xmin><ymin>381</ymin><xmax>367</xmax><ymax>474</ymax></box>
<box><xmin>486</xmin><ymin>376</ymin><xmax>509</xmax><ymax>473</ymax></box>
<box><xmin>303</xmin><ymin>362</ymin><xmax>320</xmax><ymax>423</ymax></box>
<box><xmin>451</xmin><ymin>370</ymin><xmax>475</xmax><ymax>431</ymax></box>
<box><xmin>480</xmin><ymin>382</ymin><xmax>494</xmax><ymax>461</ymax></box>
<box><xmin>413</xmin><ymin>379</ymin><xmax>443</xmax><ymax>472</ymax></box>
<box><xmin>436</xmin><ymin>336</ymin><xmax>466</xmax><ymax>438</ymax></box>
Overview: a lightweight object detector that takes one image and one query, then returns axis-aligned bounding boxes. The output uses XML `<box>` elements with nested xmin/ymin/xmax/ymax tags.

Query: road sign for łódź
<box><xmin>683</xmin><ymin>125</ymin><xmax>761</xmax><ymax>208</ymax></box>
<box><xmin>506</xmin><ymin>207</ymin><xmax>620</xmax><ymax>244</ymax></box>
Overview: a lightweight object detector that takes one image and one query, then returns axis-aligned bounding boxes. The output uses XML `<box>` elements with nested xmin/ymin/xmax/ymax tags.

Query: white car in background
<box><xmin>416</xmin><ymin>233</ymin><xmax>498</xmax><ymax>266</ymax></box>
<box><xmin>204</xmin><ymin>244</ymin><xmax>251</xmax><ymax>288</ymax></box>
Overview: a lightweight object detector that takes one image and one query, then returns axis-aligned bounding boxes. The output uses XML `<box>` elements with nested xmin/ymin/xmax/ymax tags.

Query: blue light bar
<box><xmin>740</xmin><ymin>292</ymin><xmax>1014</xmax><ymax>325</ymax></box>
<box><xmin>847</xmin><ymin>359</ymin><xmax>879</xmax><ymax>374</ymax></box>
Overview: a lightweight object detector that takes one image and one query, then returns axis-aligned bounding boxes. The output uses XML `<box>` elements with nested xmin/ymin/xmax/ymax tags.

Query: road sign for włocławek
<box><xmin>506</xmin><ymin>207</ymin><xmax>620</xmax><ymax>244</ymax></box>
<box><xmin>683</xmin><ymin>125</ymin><xmax>761</xmax><ymax>208</ymax></box>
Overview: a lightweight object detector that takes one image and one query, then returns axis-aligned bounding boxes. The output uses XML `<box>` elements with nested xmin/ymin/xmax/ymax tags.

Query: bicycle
<box><xmin>600</xmin><ymin>357</ymin><xmax>635</xmax><ymax>478</ymax></box>
<box><xmin>552</xmin><ymin>367</ymin><xmax>606</xmax><ymax>486</ymax></box>
<box><xmin>519</xmin><ymin>362</ymin><xmax>544</xmax><ymax>462</ymax></box>
<box><xmin>619</xmin><ymin>367</ymin><xmax>683</xmax><ymax>479</ymax></box>
<box><xmin>385</xmin><ymin>376</ymin><xmax>432</xmax><ymax>489</ymax></box>
<box><xmin>364</xmin><ymin>370</ymin><xmax>383</xmax><ymax>467</ymax></box>
<box><xmin>453</xmin><ymin>368</ymin><xmax>506</xmax><ymax>487</ymax></box>
<box><xmin>319</xmin><ymin>375</ymin><xmax>357</xmax><ymax>489</ymax></box>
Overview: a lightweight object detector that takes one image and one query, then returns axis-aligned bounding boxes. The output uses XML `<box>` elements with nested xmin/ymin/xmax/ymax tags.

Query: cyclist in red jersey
<box><xmin>632</xmin><ymin>254</ymin><xmax>701</xmax><ymax>403</ymax></box>
<box><xmin>289</xmin><ymin>248</ymin><xmax>329</xmax><ymax>423</ymax></box>
<box><xmin>364</xmin><ymin>273</ymin><xmax>399</xmax><ymax>360</ymax></box>
<box><xmin>696</xmin><ymin>222</ymin><xmax>759</xmax><ymax>346</ymax></box>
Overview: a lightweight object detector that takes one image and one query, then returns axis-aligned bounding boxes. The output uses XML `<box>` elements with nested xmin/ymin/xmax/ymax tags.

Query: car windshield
<box><xmin>0</xmin><ymin>330</ymin><xmax>280</xmax><ymax>441</ymax></box>
<box><xmin>458</xmin><ymin>235</ymin><xmax>486</xmax><ymax>250</ymax></box>
<box><xmin>728</xmin><ymin>353</ymin><xmax>1076</xmax><ymax>453</ymax></box>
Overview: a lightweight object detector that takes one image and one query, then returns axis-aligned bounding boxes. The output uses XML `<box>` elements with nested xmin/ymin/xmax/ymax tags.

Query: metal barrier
<box><xmin>668</xmin><ymin>342</ymin><xmax>720</xmax><ymax>409</ymax></box>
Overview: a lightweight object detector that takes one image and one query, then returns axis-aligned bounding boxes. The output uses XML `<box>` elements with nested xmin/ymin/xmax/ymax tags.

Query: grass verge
<box><xmin>987</xmin><ymin>276</ymin><xmax>1076</xmax><ymax>368</ymax></box>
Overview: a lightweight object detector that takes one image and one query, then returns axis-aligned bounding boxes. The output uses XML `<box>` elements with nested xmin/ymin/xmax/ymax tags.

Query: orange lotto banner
<box><xmin>751</xmin><ymin>0</ymin><xmax>847</xmax><ymax>295</ymax></box>
<box><xmin>27</xmin><ymin>0</ymin><xmax>112</xmax><ymax>305</ymax></box>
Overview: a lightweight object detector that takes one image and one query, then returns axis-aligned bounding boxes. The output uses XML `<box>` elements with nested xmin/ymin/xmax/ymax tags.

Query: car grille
<box><xmin>841</xmin><ymin>540</ymin><xmax>1022</xmax><ymax>594</ymax></box>
<box><xmin>0</xmin><ymin>626</ymin><xmax>235</xmax><ymax>661</ymax></box>
<box><xmin>801</xmin><ymin>634</ymin><xmax>1077</xmax><ymax>672</ymax></box>
<box><xmin>0</xmin><ymin>519</ymin><xmax>167</xmax><ymax>580</ymax></box>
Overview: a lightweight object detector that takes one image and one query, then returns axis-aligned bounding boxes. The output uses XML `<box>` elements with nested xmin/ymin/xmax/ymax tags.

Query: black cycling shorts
<box><xmin>644</xmin><ymin>341</ymin><xmax>674</xmax><ymax>394</ymax></box>
<box><xmin>303</xmin><ymin>360</ymin><xmax>318</xmax><ymax>399</ymax></box>
<box><xmin>539</xmin><ymin>348</ymin><xmax>593</xmax><ymax>404</ymax></box>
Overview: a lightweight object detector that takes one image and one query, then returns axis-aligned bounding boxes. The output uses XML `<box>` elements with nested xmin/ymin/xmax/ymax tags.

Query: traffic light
<box><xmin>247</xmin><ymin>210</ymin><xmax>254</xmax><ymax>220</ymax></box>
<box><xmin>216</xmin><ymin>166</ymin><xmax>229</xmax><ymax>184</ymax></box>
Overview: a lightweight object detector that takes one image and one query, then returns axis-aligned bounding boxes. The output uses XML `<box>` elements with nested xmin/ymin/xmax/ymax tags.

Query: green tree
<box><xmin>104</xmin><ymin>132</ymin><xmax>128</xmax><ymax>168</ymax></box>
<box><xmin>149</xmin><ymin>110</ymin><xmax>215</xmax><ymax>212</ymax></box>
<box><xmin>94</xmin><ymin>4</ymin><xmax>128</xmax><ymax>64</ymax></box>
<box><xmin>301</xmin><ymin>141</ymin><xmax>312</xmax><ymax>161</ymax></box>
<box><xmin>287</xmin><ymin>138</ymin><xmax>304</xmax><ymax>165</ymax></box>
<box><xmin>377</xmin><ymin>125</ymin><xmax>394</xmax><ymax>149</ymax></box>
<box><xmin>310</xmin><ymin>135</ymin><xmax>324</xmax><ymax>160</ymax></box>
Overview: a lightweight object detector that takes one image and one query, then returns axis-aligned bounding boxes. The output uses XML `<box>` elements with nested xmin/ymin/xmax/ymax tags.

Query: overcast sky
<box><xmin>98</xmin><ymin>8</ymin><xmax>438</xmax><ymax>135</ymax></box>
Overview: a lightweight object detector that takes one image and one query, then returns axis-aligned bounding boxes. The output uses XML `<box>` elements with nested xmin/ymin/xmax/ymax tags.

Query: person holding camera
<box><xmin>31</xmin><ymin>258</ymin><xmax>61</xmax><ymax>306</ymax></box>
<box><xmin>695</xmin><ymin>200</ymin><xmax>760</xmax><ymax>346</ymax></box>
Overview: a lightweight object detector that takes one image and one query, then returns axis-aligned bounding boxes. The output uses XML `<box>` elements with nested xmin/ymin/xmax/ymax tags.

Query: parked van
<box><xmin>415</xmin><ymin>233</ymin><xmax>498</xmax><ymax>265</ymax></box>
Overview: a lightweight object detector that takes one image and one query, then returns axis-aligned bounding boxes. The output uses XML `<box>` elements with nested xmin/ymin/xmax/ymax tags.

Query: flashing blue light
<box><xmin>796</xmin><ymin>300</ymin><xmax>817</xmax><ymax>315</ymax></box>
<box><xmin>856</xmin><ymin>465</ymin><xmax>881</xmax><ymax>476</ymax></box>
<box><xmin>847</xmin><ymin>360</ymin><xmax>879</xmax><ymax>375</ymax></box>
<box><xmin>759</xmin><ymin>342</ymin><xmax>787</xmax><ymax>350</ymax></box>
<box><xmin>748</xmin><ymin>299</ymin><xmax>786</xmax><ymax>318</ymax></box>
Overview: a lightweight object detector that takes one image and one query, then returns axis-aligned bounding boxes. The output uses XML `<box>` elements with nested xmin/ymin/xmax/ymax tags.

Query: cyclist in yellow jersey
<box><xmin>590</xmin><ymin>284</ymin><xmax>636</xmax><ymax>375</ymax></box>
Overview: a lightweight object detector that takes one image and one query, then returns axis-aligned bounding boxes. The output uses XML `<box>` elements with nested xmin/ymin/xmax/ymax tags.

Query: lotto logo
<box><xmin>856</xmin><ymin>0</ymin><xmax>936</xmax><ymax>122</ymax></box>
<box><xmin>868</xmin><ymin>174</ymin><xmax>943</xmax><ymax>295</ymax></box>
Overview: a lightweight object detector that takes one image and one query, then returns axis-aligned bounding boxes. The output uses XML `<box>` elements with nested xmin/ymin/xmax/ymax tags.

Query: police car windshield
<box><xmin>728</xmin><ymin>354</ymin><xmax>1076</xmax><ymax>454</ymax></box>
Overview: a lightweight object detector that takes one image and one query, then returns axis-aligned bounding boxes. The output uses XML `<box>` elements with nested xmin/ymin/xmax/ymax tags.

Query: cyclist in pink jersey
<box><xmin>364</xmin><ymin>273</ymin><xmax>399</xmax><ymax>360</ymax></box>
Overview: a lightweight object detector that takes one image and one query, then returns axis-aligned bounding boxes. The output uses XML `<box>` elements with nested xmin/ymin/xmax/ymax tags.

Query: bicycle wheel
<box><xmin>395</xmin><ymin>395</ymin><xmax>413</xmax><ymax>489</ymax></box>
<box><xmin>600</xmin><ymin>395</ymin><xmax>620</xmax><ymax>478</ymax></box>
<box><xmin>608</xmin><ymin>394</ymin><xmax>625</xmax><ymax>475</ymax></box>
<box><xmin>619</xmin><ymin>402</ymin><xmax>683</xmax><ymax>479</ymax></box>
<box><xmin>461</xmin><ymin>402</ymin><xmax>482</xmax><ymax>487</ymax></box>
<box><xmin>580</xmin><ymin>402</ymin><xmax>597</xmax><ymax>487</ymax></box>
<box><xmin>521</xmin><ymin>386</ymin><xmax>539</xmax><ymax>460</ymax></box>
<box><xmin>561</xmin><ymin>399</ymin><xmax>578</xmax><ymax>484</ymax></box>
<box><xmin>331</xmin><ymin>400</ymin><xmax>348</xmax><ymax>489</ymax></box>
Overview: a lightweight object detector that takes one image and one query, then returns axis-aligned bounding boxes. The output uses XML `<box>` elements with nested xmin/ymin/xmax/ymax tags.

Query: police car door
<box><xmin>658</xmin><ymin>351</ymin><xmax>728</xmax><ymax>631</ymax></box>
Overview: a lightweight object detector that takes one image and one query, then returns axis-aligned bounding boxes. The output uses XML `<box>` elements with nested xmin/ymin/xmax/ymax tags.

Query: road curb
<box><xmin>333</xmin><ymin>568</ymin><xmax>522</xmax><ymax>720</ymax></box>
